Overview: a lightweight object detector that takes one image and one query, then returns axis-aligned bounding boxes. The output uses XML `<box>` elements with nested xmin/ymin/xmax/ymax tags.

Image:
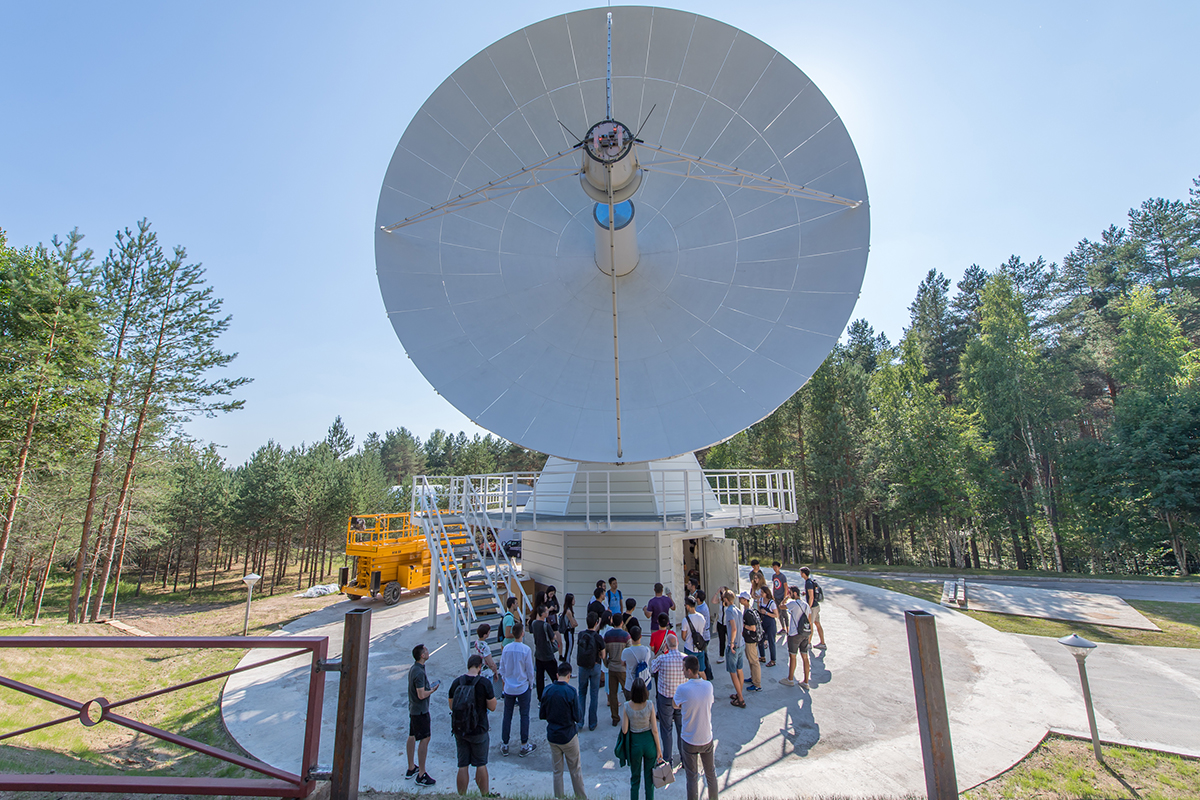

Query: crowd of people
<box><xmin>405</xmin><ymin>565</ymin><xmax>827</xmax><ymax>800</ymax></box>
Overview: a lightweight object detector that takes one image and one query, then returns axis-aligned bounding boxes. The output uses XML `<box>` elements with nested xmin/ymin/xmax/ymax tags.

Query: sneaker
<box><xmin>519</xmin><ymin>742</ymin><xmax>537</xmax><ymax>757</ymax></box>
<box><xmin>780</xmin><ymin>678</ymin><xmax>796</xmax><ymax>686</ymax></box>
<box><xmin>501</xmin><ymin>743</ymin><xmax>509</xmax><ymax>756</ymax></box>
<box><xmin>589</xmin><ymin>725</ymin><xmax>597</xmax><ymax>732</ymax></box>
<box><xmin>484</xmin><ymin>793</ymin><xmax>502</xmax><ymax>798</ymax></box>
<box><xmin>405</xmin><ymin>766</ymin><xmax>420</xmax><ymax>780</ymax></box>
<box><xmin>815</xmin><ymin>643</ymin><xmax>827</xmax><ymax>649</ymax></box>
<box><xmin>715</xmin><ymin>657</ymin><xmax>724</xmax><ymax>663</ymax></box>
<box><xmin>746</xmin><ymin>684</ymin><xmax>762</xmax><ymax>692</ymax></box>
<box><xmin>800</xmin><ymin>681</ymin><xmax>810</xmax><ymax>689</ymax></box>
<box><xmin>416</xmin><ymin>773</ymin><xmax>437</xmax><ymax>786</ymax></box>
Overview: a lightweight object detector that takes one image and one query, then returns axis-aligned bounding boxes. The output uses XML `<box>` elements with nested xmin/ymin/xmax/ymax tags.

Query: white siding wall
<box><xmin>522</xmin><ymin>530</ymin><xmax>564</xmax><ymax>589</ymax></box>
<box><xmin>562</xmin><ymin>530</ymin><xmax>659</xmax><ymax>612</ymax></box>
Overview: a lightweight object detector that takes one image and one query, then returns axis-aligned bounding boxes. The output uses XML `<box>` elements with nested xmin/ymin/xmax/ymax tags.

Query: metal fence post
<box><xmin>905</xmin><ymin>610</ymin><xmax>957</xmax><ymax>800</ymax></box>
<box><xmin>332</xmin><ymin>608</ymin><xmax>371</xmax><ymax>800</ymax></box>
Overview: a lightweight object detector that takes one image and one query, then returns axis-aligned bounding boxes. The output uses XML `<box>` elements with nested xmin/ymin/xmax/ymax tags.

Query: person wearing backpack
<box><xmin>449</xmin><ymin>654</ymin><xmax>498</xmax><ymax>796</ymax></box>
<box><xmin>679</xmin><ymin>595</ymin><xmax>708</xmax><ymax>676</ymax></box>
<box><xmin>576</xmin><ymin>611</ymin><xmax>603</xmax><ymax>731</ymax></box>
<box><xmin>541</xmin><ymin>662</ymin><xmax>587</xmax><ymax>799</ymax></box>
<box><xmin>801</xmin><ymin>567</ymin><xmax>827</xmax><ymax>649</ymax></box>
<box><xmin>781</xmin><ymin>585</ymin><xmax>812</xmax><ymax>688</ymax></box>
<box><xmin>622</xmin><ymin>624</ymin><xmax>653</xmax><ymax>699</ymax></box>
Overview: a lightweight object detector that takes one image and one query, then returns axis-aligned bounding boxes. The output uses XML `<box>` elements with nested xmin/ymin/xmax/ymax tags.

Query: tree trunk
<box><xmin>93</xmin><ymin>475</ymin><xmax>134</xmax><ymax>621</ymax></box>
<box><xmin>71</xmin><ymin>258</ymin><xmax>139</xmax><ymax>623</ymax></box>
<box><xmin>1166</xmin><ymin>513</ymin><xmax>1189</xmax><ymax>576</ymax></box>
<box><xmin>14</xmin><ymin>551</ymin><xmax>35</xmax><ymax>618</ymax></box>
<box><xmin>110</xmin><ymin>511</ymin><xmax>132</xmax><ymax>620</ymax></box>
<box><xmin>32</xmin><ymin>500</ymin><xmax>68</xmax><ymax>624</ymax></box>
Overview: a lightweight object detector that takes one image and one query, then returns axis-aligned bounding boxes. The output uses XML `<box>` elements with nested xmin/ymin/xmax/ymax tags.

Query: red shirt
<box><xmin>650</xmin><ymin>629</ymin><xmax>668</xmax><ymax>655</ymax></box>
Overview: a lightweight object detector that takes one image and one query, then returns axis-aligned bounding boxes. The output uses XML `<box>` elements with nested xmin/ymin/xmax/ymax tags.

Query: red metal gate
<box><xmin>0</xmin><ymin>635</ymin><xmax>329</xmax><ymax>797</ymax></box>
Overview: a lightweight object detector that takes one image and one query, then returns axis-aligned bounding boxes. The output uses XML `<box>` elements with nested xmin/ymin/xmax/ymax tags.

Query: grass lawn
<box><xmin>837</xmin><ymin>576</ymin><xmax>1200</xmax><ymax>649</ymax></box>
<box><xmin>0</xmin><ymin>566</ymin><xmax>345</xmax><ymax>799</ymax></box>
<box><xmin>965</xmin><ymin>734</ymin><xmax>1200</xmax><ymax>799</ymax></box>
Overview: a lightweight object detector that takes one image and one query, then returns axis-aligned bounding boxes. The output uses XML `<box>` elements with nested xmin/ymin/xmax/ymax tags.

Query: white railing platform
<box><xmin>415</xmin><ymin>467</ymin><xmax>797</xmax><ymax>533</ymax></box>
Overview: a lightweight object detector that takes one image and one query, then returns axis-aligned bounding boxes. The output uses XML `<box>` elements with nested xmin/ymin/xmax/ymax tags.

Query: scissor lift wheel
<box><xmin>383</xmin><ymin>581</ymin><xmax>402</xmax><ymax>606</ymax></box>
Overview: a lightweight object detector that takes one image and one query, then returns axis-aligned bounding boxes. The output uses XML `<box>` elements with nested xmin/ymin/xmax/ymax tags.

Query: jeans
<box><xmin>655</xmin><ymin>691</ymin><xmax>682</xmax><ymax>764</ymax></box>
<box><xmin>577</xmin><ymin>664</ymin><xmax>602</xmax><ymax>729</ymax></box>
<box><xmin>537</xmin><ymin>659</ymin><xmax>558</xmax><ymax>701</ymax></box>
<box><xmin>502</xmin><ymin>688</ymin><xmax>532</xmax><ymax>744</ymax></box>
<box><xmin>628</xmin><ymin>729</ymin><xmax>657</xmax><ymax>800</ymax></box>
<box><xmin>761</xmin><ymin>615</ymin><xmax>778</xmax><ymax>662</ymax></box>
<box><xmin>551</xmin><ymin>735</ymin><xmax>587</xmax><ymax>798</ymax></box>
<box><xmin>681</xmin><ymin>740</ymin><xmax>718</xmax><ymax>800</ymax></box>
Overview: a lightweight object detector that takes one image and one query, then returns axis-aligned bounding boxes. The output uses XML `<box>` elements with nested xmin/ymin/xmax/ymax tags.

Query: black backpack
<box><xmin>742</xmin><ymin>607</ymin><xmax>760</xmax><ymax>643</ymax></box>
<box><xmin>813</xmin><ymin>580</ymin><xmax>824</xmax><ymax>604</ymax></box>
<box><xmin>577</xmin><ymin>629</ymin><xmax>600</xmax><ymax>668</ymax></box>
<box><xmin>451</xmin><ymin>677</ymin><xmax>481</xmax><ymax>736</ymax></box>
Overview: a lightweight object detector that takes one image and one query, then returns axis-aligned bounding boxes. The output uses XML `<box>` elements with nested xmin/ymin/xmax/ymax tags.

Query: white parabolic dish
<box><xmin>375</xmin><ymin>5</ymin><xmax>869</xmax><ymax>464</ymax></box>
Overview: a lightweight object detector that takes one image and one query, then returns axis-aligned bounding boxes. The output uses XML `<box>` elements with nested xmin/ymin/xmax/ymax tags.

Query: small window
<box><xmin>593</xmin><ymin>200</ymin><xmax>635</xmax><ymax>231</ymax></box>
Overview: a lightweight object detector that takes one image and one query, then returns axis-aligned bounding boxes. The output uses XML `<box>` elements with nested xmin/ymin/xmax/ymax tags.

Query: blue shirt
<box><xmin>539</xmin><ymin>681</ymin><xmax>580</xmax><ymax>744</ymax></box>
<box><xmin>606</xmin><ymin>588</ymin><xmax>623</xmax><ymax>615</ymax></box>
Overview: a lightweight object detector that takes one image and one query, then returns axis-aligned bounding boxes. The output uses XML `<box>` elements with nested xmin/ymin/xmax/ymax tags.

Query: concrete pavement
<box><xmin>834</xmin><ymin>571</ymin><xmax>1200</xmax><ymax>604</ymax></box>
<box><xmin>222</xmin><ymin>570</ymin><xmax>1107</xmax><ymax>797</ymax></box>
<box><xmin>1020</xmin><ymin>634</ymin><xmax>1200</xmax><ymax>755</ymax></box>
<box><xmin>962</xmin><ymin>583</ymin><xmax>1160</xmax><ymax>630</ymax></box>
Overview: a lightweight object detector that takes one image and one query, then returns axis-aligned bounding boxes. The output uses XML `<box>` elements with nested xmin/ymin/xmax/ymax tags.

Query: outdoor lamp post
<box><xmin>242</xmin><ymin>573</ymin><xmax>262</xmax><ymax>636</ymax></box>
<box><xmin>1058</xmin><ymin>633</ymin><xmax>1102</xmax><ymax>762</ymax></box>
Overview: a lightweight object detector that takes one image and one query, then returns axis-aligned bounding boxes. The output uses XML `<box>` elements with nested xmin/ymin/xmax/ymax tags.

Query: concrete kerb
<box><xmin>1045</xmin><ymin>728</ymin><xmax>1200</xmax><ymax>761</ymax></box>
<box><xmin>221</xmin><ymin>571</ymin><xmax>1099</xmax><ymax>798</ymax></box>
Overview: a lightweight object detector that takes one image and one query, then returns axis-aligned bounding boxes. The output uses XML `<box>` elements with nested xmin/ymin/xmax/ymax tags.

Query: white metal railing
<box><xmin>414</xmin><ymin>467</ymin><xmax>796</xmax><ymax>531</ymax></box>
<box><xmin>411</xmin><ymin>476</ymin><xmax>474</xmax><ymax>664</ymax></box>
<box><xmin>458</xmin><ymin>476</ymin><xmax>532</xmax><ymax>619</ymax></box>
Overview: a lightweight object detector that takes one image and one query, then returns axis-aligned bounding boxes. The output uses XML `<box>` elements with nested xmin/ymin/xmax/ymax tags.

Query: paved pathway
<box><xmin>223</xmin><ymin>571</ymin><xmax>1098</xmax><ymax>797</ymax></box>
<box><xmin>962</xmin><ymin>583</ymin><xmax>1160</xmax><ymax>630</ymax></box>
<box><xmin>1020</xmin><ymin>634</ymin><xmax>1200</xmax><ymax>754</ymax></box>
<box><xmin>836</xmin><ymin>572</ymin><xmax>1200</xmax><ymax>604</ymax></box>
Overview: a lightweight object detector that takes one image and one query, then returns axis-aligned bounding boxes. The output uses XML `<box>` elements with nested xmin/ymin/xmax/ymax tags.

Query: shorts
<box><xmin>725</xmin><ymin>646</ymin><xmax>744</xmax><ymax>674</ymax></box>
<box><xmin>409</xmin><ymin>712</ymin><xmax>431</xmax><ymax>741</ymax></box>
<box><xmin>787</xmin><ymin>633</ymin><xmax>810</xmax><ymax>655</ymax></box>
<box><xmin>811</xmin><ymin>604</ymin><xmax>821</xmax><ymax>625</ymax></box>
<box><xmin>456</xmin><ymin>732</ymin><xmax>489</xmax><ymax>767</ymax></box>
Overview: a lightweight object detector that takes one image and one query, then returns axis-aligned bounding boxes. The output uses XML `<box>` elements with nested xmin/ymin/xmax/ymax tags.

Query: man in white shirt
<box><xmin>781</xmin><ymin>586</ymin><xmax>812</xmax><ymax>688</ymax></box>
<box><xmin>678</xmin><ymin>595</ymin><xmax>708</xmax><ymax>677</ymax></box>
<box><xmin>498</xmin><ymin>622</ymin><xmax>537</xmax><ymax>756</ymax></box>
<box><xmin>673</xmin><ymin>656</ymin><xmax>717</xmax><ymax>800</ymax></box>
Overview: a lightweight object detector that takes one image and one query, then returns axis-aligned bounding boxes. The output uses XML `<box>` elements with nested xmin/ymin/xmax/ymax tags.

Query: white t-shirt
<box><xmin>623</xmin><ymin>644</ymin><xmax>653</xmax><ymax>690</ymax></box>
<box><xmin>786</xmin><ymin>598</ymin><xmax>811</xmax><ymax>636</ymax></box>
<box><xmin>473</xmin><ymin>638</ymin><xmax>495</xmax><ymax>678</ymax></box>
<box><xmin>674</xmin><ymin>678</ymin><xmax>714</xmax><ymax>745</ymax></box>
<box><xmin>680</xmin><ymin>612</ymin><xmax>706</xmax><ymax>653</ymax></box>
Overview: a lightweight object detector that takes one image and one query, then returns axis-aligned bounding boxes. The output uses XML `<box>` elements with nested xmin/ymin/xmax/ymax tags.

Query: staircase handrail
<box><xmin>458</xmin><ymin>474</ymin><xmax>531</xmax><ymax>619</ymax></box>
<box><xmin>412</xmin><ymin>475</ymin><xmax>472</xmax><ymax>664</ymax></box>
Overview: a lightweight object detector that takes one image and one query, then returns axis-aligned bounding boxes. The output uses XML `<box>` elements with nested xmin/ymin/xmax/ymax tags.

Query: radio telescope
<box><xmin>375</xmin><ymin>6</ymin><xmax>868</xmax><ymax>648</ymax></box>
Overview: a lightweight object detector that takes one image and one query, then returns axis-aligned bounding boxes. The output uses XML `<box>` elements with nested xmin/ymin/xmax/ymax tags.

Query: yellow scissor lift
<box><xmin>339</xmin><ymin>513</ymin><xmax>470</xmax><ymax>605</ymax></box>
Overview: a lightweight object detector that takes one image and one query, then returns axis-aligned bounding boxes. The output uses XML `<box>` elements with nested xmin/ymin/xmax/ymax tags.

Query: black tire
<box><xmin>348</xmin><ymin>594</ymin><xmax>362</xmax><ymax>601</ymax></box>
<box><xmin>383</xmin><ymin>581</ymin><xmax>402</xmax><ymax>606</ymax></box>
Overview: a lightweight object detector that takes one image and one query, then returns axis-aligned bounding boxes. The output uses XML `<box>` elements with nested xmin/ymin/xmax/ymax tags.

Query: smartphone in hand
<box><xmin>430</xmin><ymin>679</ymin><xmax>442</xmax><ymax>692</ymax></box>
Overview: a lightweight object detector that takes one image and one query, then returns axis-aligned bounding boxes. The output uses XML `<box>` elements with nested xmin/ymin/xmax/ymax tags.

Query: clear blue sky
<box><xmin>3</xmin><ymin>2</ymin><xmax>1196</xmax><ymax>466</ymax></box>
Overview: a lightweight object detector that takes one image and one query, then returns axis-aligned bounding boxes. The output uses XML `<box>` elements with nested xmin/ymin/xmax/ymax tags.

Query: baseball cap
<box><xmin>738</xmin><ymin>590</ymin><xmax>751</xmax><ymax>600</ymax></box>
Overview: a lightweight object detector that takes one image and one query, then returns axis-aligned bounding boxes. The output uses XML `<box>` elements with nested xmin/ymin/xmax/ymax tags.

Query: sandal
<box><xmin>766</xmin><ymin>661</ymin><xmax>776</xmax><ymax>667</ymax></box>
<box><xmin>731</xmin><ymin>698</ymin><xmax>746</xmax><ymax>708</ymax></box>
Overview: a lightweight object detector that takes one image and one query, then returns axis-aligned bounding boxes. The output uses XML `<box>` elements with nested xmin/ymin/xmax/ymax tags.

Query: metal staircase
<box><xmin>412</xmin><ymin>476</ymin><xmax>529</xmax><ymax>665</ymax></box>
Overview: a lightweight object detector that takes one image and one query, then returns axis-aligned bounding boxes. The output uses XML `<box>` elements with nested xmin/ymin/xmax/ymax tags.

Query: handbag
<box><xmin>652</xmin><ymin>759</ymin><xmax>675</xmax><ymax>788</ymax></box>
